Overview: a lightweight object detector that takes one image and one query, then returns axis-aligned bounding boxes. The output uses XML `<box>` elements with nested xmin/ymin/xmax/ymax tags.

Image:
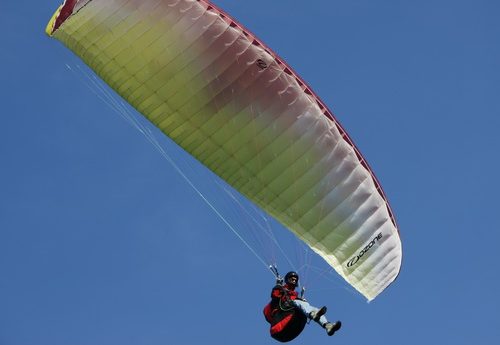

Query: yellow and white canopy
<box><xmin>47</xmin><ymin>0</ymin><xmax>402</xmax><ymax>301</ymax></box>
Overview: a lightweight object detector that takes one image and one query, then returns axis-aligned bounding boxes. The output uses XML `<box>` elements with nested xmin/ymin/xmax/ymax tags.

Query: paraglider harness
<box><xmin>263</xmin><ymin>266</ymin><xmax>307</xmax><ymax>342</ymax></box>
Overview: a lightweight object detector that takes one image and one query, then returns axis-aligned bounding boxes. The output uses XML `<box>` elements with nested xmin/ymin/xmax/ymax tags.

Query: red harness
<box><xmin>263</xmin><ymin>285</ymin><xmax>307</xmax><ymax>342</ymax></box>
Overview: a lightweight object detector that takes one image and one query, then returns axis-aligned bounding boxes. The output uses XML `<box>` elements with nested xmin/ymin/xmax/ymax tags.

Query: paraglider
<box><xmin>46</xmin><ymin>0</ymin><xmax>402</xmax><ymax>339</ymax></box>
<box><xmin>264</xmin><ymin>269</ymin><xmax>341</xmax><ymax>341</ymax></box>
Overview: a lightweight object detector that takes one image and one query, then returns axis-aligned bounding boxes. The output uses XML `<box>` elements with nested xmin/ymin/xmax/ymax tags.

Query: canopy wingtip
<box><xmin>45</xmin><ymin>5</ymin><xmax>63</xmax><ymax>36</ymax></box>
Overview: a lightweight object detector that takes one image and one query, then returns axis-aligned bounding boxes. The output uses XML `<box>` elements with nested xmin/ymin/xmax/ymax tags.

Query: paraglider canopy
<box><xmin>46</xmin><ymin>0</ymin><xmax>402</xmax><ymax>301</ymax></box>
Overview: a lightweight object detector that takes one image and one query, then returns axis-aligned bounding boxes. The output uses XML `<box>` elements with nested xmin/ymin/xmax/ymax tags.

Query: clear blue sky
<box><xmin>1</xmin><ymin>0</ymin><xmax>499</xmax><ymax>344</ymax></box>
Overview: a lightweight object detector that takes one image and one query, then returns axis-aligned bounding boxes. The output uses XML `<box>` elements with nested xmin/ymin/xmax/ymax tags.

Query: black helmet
<box><xmin>284</xmin><ymin>271</ymin><xmax>299</xmax><ymax>285</ymax></box>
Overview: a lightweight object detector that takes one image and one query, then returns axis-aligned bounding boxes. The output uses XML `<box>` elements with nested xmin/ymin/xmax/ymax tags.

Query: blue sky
<box><xmin>1</xmin><ymin>0</ymin><xmax>500</xmax><ymax>344</ymax></box>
